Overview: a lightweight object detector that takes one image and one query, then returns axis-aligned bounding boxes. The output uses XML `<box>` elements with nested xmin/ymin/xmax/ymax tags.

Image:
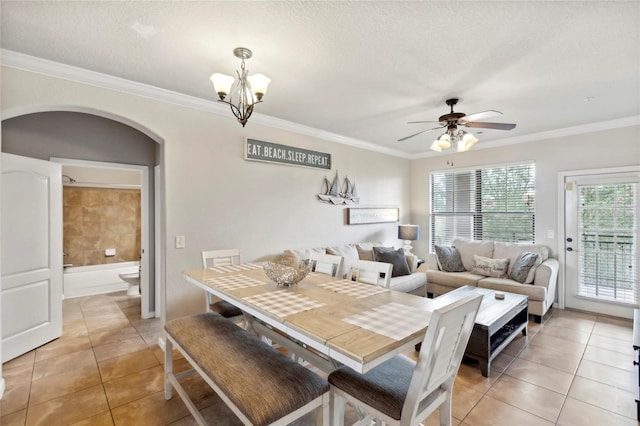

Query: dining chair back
<box><xmin>201</xmin><ymin>249</ymin><xmax>244</xmax><ymax>323</ymax></box>
<box><xmin>329</xmin><ymin>291</ymin><xmax>483</xmax><ymax>426</ymax></box>
<box><xmin>347</xmin><ymin>259</ymin><xmax>393</xmax><ymax>288</ymax></box>
<box><xmin>201</xmin><ymin>248</ymin><xmax>243</xmax><ymax>268</ymax></box>
<box><xmin>309</xmin><ymin>252</ymin><xmax>343</xmax><ymax>277</ymax></box>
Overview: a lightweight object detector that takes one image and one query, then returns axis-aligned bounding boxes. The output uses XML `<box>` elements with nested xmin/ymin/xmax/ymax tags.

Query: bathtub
<box><xmin>63</xmin><ymin>261</ymin><xmax>140</xmax><ymax>299</ymax></box>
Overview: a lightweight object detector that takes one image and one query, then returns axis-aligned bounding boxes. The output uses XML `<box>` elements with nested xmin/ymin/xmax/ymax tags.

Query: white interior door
<box><xmin>564</xmin><ymin>170</ymin><xmax>639</xmax><ymax>318</ymax></box>
<box><xmin>1</xmin><ymin>153</ymin><xmax>63</xmax><ymax>362</ymax></box>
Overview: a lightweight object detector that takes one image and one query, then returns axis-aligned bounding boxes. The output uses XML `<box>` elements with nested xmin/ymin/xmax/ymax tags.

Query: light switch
<box><xmin>105</xmin><ymin>248</ymin><xmax>116</xmax><ymax>257</ymax></box>
<box><xmin>547</xmin><ymin>230</ymin><xmax>554</xmax><ymax>239</ymax></box>
<box><xmin>175</xmin><ymin>235</ymin><xmax>185</xmax><ymax>249</ymax></box>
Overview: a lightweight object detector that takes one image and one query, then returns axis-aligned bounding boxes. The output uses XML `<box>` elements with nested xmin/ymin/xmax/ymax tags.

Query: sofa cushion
<box><xmin>472</xmin><ymin>255</ymin><xmax>509</xmax><ymax>278</ymax></box>
<box><xmin>434</xmin><ymin>245</ymin><xmax>465</xmax><ymax>272</ymax></box>
<box><xmin>426</xmin><ymin>270</ymin><xmax>485</xmax><ymax>288</ymax></box>
<box><xmin>477</xmin><ymin>277</ymin><xmax>546</xmax><ymax>302</ymax></box>
<box><xmin>326</xmin><ymin>244</ymin><xmax>360</xmax><ymax>278</ymax></box>
<box><xmin>389</xmin><ymin>272</ymin><xmax>427</xmax><ymax>293</ymax></box>
<box><xmin>493</xmin><ymin>242</ymin><xmax>549</xmax><ymax>284</ymax></box>
<box><xmin>453</xmin><ymin>239</ymin><xmax>494</xmax><ymax>271</ymax></box>
<box><xmin>509</xmin><ymin>252</ymin><xmax>539</xmax><ymax>283</ymax></box>
<box><xmin>372</xmin><ymin>247</ymin><xmax>411</xmax><ymax>277</ymax></box>
<box><xmin>282</xmin><ymin>247</ymin><xmax>325</xmax><ymax>264</ymax></box>
<box><xmin>326</xmin><ymin>244</ymin><xmax>359</xmax><ymax>261</ymax></box>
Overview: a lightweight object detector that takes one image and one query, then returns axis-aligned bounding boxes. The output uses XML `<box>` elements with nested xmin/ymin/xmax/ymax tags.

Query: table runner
<box><xmin>342</xmin><ymin>302</ymin><xmax>431</xmax><ymax>341</ymax></box>
<box><xmin>242</xmin><ymin>290</ymin><xmax>325</xmax><ymax>318</ymax></box>
<box><xmin>203</xmin><ymin>274</ymin><xmax>266</xmax><ymax>291</ymax></box>
<box><xmin>318</xmin><ymin>280</ymin><xmax>388</xmax><ymax>298</ymax></box>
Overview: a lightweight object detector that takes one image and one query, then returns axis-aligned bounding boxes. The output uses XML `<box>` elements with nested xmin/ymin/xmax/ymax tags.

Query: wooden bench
<box><xmin>164</xmin><ymin>312</ymin><xmax>330</xmax><ymax>425</ymax></box>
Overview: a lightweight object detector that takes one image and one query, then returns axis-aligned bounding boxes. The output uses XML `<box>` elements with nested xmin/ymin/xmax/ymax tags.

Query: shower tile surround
<box><xmin>63</xmin><ymin>187</ymin><xmax>141</xmax><ymax>266</ymax></box>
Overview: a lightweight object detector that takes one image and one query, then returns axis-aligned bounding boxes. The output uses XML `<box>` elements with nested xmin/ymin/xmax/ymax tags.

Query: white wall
<box><xmin>3</xmin><ymin>64</ymin><xmax>637</xmax><ymax>328</ymax></box>
<box><xmin>0</xmin><ymin>66</ymin><xmax>412</xmax><ymax>321</ymax></box>
<box><xmin>410</xmin><ymin>125</ymin><xmax>640</xmax><ymax>259</ymax></box>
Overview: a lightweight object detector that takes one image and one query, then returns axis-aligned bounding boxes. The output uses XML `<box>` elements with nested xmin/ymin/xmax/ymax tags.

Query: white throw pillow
<box><xmin>471</xmin><ymin>255</ymin><xmax>509</xmax><ymax>278</ymax></box>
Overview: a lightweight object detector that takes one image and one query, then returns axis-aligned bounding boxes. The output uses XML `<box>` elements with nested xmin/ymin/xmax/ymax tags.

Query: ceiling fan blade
<box><xmin>463</xmin><ymin>122</ymin><xmax>516</xmax><ymax>130</ymax></box>
<box><xmin>397</xmin><ymin>126</ymin><xmax>445</xmax><ymax>142</ymax></box>
<box><xmin>407</xmin><ymin>120</ymin><xmax>442</xmax><ymax>124</ymax></box>
<box><xmin>460</xmin><ymin>110</ymin><xmax>502</xmax><ymax>123</ymax></box>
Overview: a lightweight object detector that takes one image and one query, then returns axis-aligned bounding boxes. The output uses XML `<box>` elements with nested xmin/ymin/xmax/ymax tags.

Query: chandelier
<box><xmin>210</xmin><ymin>47</ymin><xmax>271</xmax><ymax>127</ymax></box>
<box><xmin>430</xmin><ymin>125</ymin><xmax>478</xmax><ymax>153</ymax></box>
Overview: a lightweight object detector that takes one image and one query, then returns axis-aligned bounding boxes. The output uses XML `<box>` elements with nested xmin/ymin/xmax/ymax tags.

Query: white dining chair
<box><xmin>309</xmin><ymin>252</ymin><xmax>343</xmax><ymax>277</ymax></box>
<box><xmin>329</xmin><ymin>291</ymin><xmax>483</xmax><ymax>426</ymax></box>
<box><xmin>201</xmin><ymin>249</ymin><xmax>245</xmax><ymax>325</ymax></box>
<box><xmin>347</xmin><ymin>259</ymin><xmax>393</xmax><ymax>288</ymax></box>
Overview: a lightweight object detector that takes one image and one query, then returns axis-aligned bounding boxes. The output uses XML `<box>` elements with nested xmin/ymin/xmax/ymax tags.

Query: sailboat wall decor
<box><xmin>317</xmin><ymin>171</ymin><xmax>360</xmax><ymax>205</ymax></box>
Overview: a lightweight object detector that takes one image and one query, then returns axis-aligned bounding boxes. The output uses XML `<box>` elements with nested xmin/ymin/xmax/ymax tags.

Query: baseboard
<box><xmin>0</xmin><ymin>377</ymin><xmax>5</xmax><ymax>400</ymax></box>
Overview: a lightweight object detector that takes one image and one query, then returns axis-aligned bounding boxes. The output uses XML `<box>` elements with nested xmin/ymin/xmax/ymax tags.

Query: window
<box><xmin>430</xmin><ymin>163</ymin><xmax>535</xmax><ymax>249</ymax></box>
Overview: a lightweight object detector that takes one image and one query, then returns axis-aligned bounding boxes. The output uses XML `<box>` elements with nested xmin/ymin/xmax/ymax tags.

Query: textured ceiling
<box><xmin>2</xmin><ymin>1</ymin><xmax>639</xmax><ymax>156</ymax></box>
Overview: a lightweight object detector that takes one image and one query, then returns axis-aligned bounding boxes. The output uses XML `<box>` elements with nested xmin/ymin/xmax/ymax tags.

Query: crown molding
<box><xmin>0</xmin><ymin>49</ymin><xmax>411</xmax><ymax>159</ymax></box>
<box><xmin>2</xmin><ymin>49</ymin><xmax>637</xmax><ymax>161</ymax></box>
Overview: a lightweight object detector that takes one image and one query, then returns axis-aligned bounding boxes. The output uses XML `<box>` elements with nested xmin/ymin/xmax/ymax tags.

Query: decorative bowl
<box><xmin>263</xmin><ymin>260</ymin><xmax>311</xmax><ymax>287</ymax></box>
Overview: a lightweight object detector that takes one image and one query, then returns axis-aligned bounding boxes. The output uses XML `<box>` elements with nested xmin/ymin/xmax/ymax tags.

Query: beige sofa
<box><xmin>282</xmin><ymin>242</ymin><xmax>427</xmax><ymax>295</ymax></box>
<box><xmin>425</xmin><ymin>239</ymin><xmax>559</xmax><ymax>322</ymax></box>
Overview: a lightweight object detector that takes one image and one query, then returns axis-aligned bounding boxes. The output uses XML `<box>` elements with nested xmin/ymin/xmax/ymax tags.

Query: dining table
<box><xmin>183</xmin><ymin>263</ymin><xmax>440</xmax><ymax>374</ymax></box>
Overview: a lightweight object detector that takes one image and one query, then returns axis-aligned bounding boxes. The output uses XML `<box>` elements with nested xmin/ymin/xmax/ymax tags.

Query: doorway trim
<box><xmin>52</xmin><ymin>157</ymin><xmax>153</xmax><ymax>318</ymax></box>
<box><xmin>557</xmin><ymin>165</ymin><xmax>640</xmax><ymax>311</ymax></box>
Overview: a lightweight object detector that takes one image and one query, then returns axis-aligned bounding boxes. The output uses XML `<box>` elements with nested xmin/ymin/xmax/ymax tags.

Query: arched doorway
<box><xmin>2</xmin><ymin>109</ymin><xmax>164</xmax><ymax>321</ymax></box>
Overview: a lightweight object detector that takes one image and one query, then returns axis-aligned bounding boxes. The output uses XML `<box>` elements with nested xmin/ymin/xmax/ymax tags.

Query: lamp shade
<box><xmin>437</xmin><ymin>133</ymin><xmax>452</xmax><ymax>149</ymax></box>
<box><xmin>398</xmin><ymin>224</ymin><xmax>420</xmax><ymax>241</ymax></box>
<box><xmin>457</xmin><ymin>132</ymin><xmax>478</xmax><ymax>152</ymax></box>
<box><xmin>247</xmin><ymin>73</ymin><xmax>271</xmax><ymax>98</ymax></box>
<box><xmin>210</xmin><ymin>73</ymin><xmax>234</xmax><ymax>97</ymax></box>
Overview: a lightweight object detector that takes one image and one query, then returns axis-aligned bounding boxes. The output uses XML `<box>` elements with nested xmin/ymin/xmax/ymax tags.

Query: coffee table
<box><xmin>417</xmin><ymin>286</ymin><xmax>528</xmax><ymax>377</ymax></box>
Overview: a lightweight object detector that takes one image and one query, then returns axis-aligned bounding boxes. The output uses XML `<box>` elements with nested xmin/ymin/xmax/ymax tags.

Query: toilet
<box><xmin>119</xmin><ymin>272</ymin><xmax>140</xmax><ymax>296</ymax></box>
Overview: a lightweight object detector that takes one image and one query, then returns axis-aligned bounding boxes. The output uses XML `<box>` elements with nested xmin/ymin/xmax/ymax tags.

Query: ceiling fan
<box><xmin>398</xmin><ymin>98</ymin><xmax>517</xmax><ymax>152</ymax></box>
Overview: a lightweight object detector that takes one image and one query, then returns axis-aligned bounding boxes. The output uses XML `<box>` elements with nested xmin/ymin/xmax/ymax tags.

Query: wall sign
<box><xmin>245</xmin><ymin>138</ymin><xmax>331</xmax><ymax>170</ymax></box>
<box><xmin>347</xmin><ymin>208</ymin><xmax>399</xmax><ymax>225</ymax></box>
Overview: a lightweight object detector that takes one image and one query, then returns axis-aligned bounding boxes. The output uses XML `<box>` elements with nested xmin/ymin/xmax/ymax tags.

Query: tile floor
<box><xmin>1</xmin><ymin>292</ymin><xmax>637</xmax><ymax>425</ymax></box>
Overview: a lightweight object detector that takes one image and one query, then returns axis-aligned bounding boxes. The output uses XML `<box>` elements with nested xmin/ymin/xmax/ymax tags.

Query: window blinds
<box><xmin>430</xmin><ymin>163</ymin><xmax>536</xmax><ymax>248</ymax></box>
<box><xmin>577</xmin><ymin>182</ymin><xmax>638</xmax><ymax>304</ymax></box>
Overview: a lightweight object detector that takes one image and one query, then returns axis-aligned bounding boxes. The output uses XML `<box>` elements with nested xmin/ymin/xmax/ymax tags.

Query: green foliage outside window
<box><xmin>430</xmin><ymin>163</ymin><xmax>535</xmax><ymax>248</ymax></box>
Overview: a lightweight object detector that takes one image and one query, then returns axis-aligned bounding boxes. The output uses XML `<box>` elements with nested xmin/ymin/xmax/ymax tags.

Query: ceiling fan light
<box><xmin>457</xmin><ymin>132</ymin><xmax>478</xmax><ymax>152</ymax></box>
<box><xmin>430</xmin><ymin>140</ymin><xmax>442</xmax><ymax>152</ymax></box>
<box><xmin>210</xmin><ymin>73</ymin><xmax>235</xmax><ymax>100</ymax></box>
<box><xmin>437</xmin><ymin>133</ymin><xmax>451</xmax><ymax>149</ymax></box>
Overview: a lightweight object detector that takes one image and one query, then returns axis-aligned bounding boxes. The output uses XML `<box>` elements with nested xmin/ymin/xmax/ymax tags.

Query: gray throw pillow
<box><xmin>372</xmin><ymin>246</ymin><xmax>411</xmax><ymax>277</ymax></box>
<box><xmin>434</xmin><ymin>245</ymin><xmax>465</xmax><ymax>272</ymax></box>
<box><xmin>509</xmin><ymin>252</ymin><xmax>539</xmax><ymax>283</ymax></box>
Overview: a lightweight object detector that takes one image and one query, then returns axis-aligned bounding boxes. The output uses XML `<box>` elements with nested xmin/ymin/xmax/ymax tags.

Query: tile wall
<box><xmin>63</xmin><ymin>187</ymin><xmax>141</xmax><ymax>266</ymax></box>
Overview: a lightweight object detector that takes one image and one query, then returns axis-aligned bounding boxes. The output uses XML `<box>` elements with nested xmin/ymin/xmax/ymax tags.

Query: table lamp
<box><xmin>398</xmin><ymin>224</ymin><xmax>420</xmax><ymax>255</ymax></box>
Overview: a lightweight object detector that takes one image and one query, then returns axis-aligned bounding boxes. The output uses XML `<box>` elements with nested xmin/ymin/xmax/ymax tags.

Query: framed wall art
<box><xmin>347</xmin><ymin>208</ymin><xmax>399</xmax><ymax>225</ymax></box>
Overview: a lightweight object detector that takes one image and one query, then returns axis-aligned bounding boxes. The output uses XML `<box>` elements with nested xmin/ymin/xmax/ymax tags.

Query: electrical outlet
<box><xmin>175</xmin><ymin>235</ymin><xmax>185</xmax><ymax>249</ymax></box>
